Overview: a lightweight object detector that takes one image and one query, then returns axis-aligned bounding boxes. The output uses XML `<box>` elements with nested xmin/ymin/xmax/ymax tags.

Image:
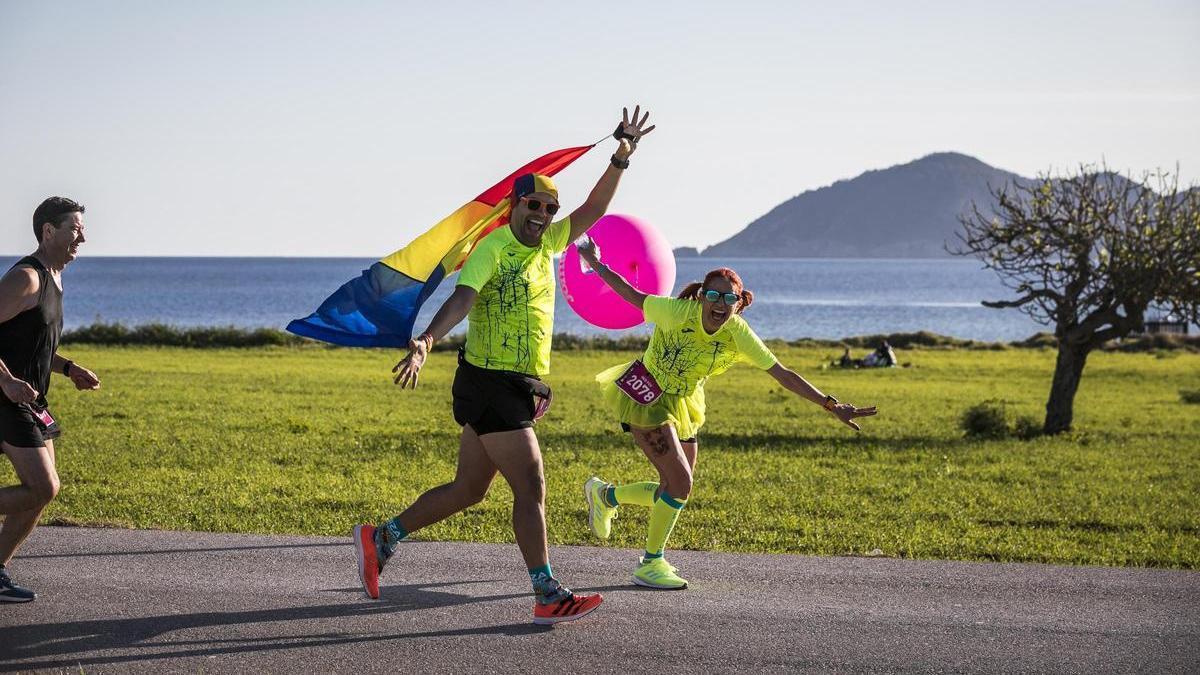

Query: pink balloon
<box><xmin>558</xmin><ymin>214</ymin><xmax>677</xmax><ymax>329</ymax></box>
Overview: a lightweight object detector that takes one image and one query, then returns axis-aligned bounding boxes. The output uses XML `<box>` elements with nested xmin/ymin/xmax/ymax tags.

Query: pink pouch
<box><xmin>33</xmin><ymin>407</ymin><xmax>55</xmax><ymax>428</ymax></box>
<box><xmin>615</xmin><ymin>360</ymin><xmax>664</xmax><ymax>405</ymax></box>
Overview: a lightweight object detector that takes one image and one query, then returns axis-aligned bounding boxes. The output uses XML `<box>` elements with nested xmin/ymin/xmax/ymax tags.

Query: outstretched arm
<box><xmin>392</xmin><ymin>285</ymin><xmax>478</xmax><ymax>389</ymax></box>
<box><xmin>577</xmin><ymin>240</ymin><xmax>647</xmax><ymax>310</ymax></box>
<box><xmin>568</xmin><ymin>105</ymin><xmax>655</xmax><ymax>241</ymax></box>
<box><xmin>767</xmin><ymin>363</ymin><xmax>877</xmax><ymax>431</ymax></box>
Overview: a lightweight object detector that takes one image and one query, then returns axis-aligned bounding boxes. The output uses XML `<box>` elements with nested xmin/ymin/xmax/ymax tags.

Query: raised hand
<box><xmin>830</xmin><ymin>403</ymin><xmax>878</xmax><ymax>431</ymax></box>
<box><xmin>577</xmin><ymin>236</ymin><xmax>600</xmax><ymax>265</ymax></box>
<box><xmin>614</xmin><ymin>105</ymin><xmax>655</xmax><ymax>159</ymax></box>
<box><xmin>392</xmin><ymin>338</ymin><xmax>428</xmax><ymax>389</ymax></box>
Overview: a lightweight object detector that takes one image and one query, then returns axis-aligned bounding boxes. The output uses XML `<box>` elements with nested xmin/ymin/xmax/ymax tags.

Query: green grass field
<box><xmin>5</xmin><ymin>345</ymin><xmax>1198</xmax><ymax>568</ymax></box>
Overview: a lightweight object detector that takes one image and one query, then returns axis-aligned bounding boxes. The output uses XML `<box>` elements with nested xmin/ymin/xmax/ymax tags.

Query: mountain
<box><xmin>702</xmin><ymin>152</ymin><xmax>1026</xmax><ymax>258</ymax></box>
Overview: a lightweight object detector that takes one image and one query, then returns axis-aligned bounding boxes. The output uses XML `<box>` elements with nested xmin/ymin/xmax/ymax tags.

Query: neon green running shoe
<box><xmin>584</xmin><ymin>476</ymin><xmax>617</xmax><ymax>539</ymax></box>
<box><xmin>633</xmin><ymin>557</ymin><xmax>688</xmax><ymax>590</ymax></box>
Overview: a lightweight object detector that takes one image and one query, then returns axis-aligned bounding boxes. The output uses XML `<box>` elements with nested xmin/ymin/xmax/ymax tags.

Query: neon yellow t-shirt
<box><xmin>640</xmin><ymin>295</ymin><xmax>777</xmax><ymax>395</ymax></box>
<box><xmin>456</xmin><ymin>218</ymin><xmax>572</xmax><ymax>376</ymax></box>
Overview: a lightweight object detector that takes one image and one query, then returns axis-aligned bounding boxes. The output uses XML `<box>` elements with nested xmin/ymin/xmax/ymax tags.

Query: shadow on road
<box><xmin>0</xmin><ymin>580</ymin><xmax>543</xmax><ymax>671</ymax></box>
<box><xmin>19</xmin><ymin>540</ymin><xmax>344</xmax><ymax>560</ymax></box>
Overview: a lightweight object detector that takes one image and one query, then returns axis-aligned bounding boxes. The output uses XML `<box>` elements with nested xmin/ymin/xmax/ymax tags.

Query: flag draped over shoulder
<box><xmin>286</xmin><ymin>144</ymin><xmax>595</xmax><ymax>347</ymax></box>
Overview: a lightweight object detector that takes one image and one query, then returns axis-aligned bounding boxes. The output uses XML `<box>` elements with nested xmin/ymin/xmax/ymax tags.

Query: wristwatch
<box><xmin>610</xmin><ymin>154</ymin><xmax>630</xmax><ymax>170</ymax></box>
<box><xmin>822</xmin><ymin>394</ymin><xmax>839</xmax><ymax>412</ymax></box>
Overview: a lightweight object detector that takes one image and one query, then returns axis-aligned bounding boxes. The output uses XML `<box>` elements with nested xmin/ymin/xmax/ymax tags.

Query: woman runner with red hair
<box><xmin>577</xmin><ymin>245</ymin><xmax>877</xmax><ymax>589</ymax></box>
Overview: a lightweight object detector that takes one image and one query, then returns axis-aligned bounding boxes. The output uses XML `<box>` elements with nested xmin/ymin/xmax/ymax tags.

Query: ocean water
<box><xmin>3</xmin><ymin>256</ymin><xmax>1050</xmax><ymax>341</ymax></box>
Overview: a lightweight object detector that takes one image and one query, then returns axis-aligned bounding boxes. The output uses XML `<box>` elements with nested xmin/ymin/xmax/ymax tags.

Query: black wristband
<box><xmin>62</xmin><ymin>360</ymin><xmax>75</xmax><ymax>377</ymax></box>
<box><xmin>612</xmin><ymin>123</ymin><xmax>636</xmax><ymax>142</ymax></box>
<box><xmin>610</xmin><ymin>154</ymin><xmax>630</xmax><ymax>170</ymax></box>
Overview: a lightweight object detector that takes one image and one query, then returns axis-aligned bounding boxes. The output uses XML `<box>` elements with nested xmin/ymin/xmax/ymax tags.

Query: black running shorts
<box><xmin>0</xmin><ymin>401</ymin><xmax>60</xmax><ymax>448</ymax></box>
<box><xmin>452</xmin><ymin>355</ymin><xmax>549</xmax><ymax>436</ymax></box>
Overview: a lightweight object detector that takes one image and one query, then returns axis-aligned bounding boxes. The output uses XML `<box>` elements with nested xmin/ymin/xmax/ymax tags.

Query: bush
<box><xmin>64</xmin><ymin>323</ymin><xmax>307</xmax><ymax>348</ymax></box>
<box><xmin>1103</xmin><ymin>333</ymin><xmax>1200</xmax><ymax>353</ymax></box>
<box><xmin>961</xmin><ymin>399</ymin><xmax>1041</xmax><ymax>439</ymax></box>
<box><xmin>1182</xmin><ymin>389</ymin><xmax>1200</xmax><ymax>405</ymax></box>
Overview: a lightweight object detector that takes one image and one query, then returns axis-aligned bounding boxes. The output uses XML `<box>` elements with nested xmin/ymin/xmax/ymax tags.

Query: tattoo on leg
<box><xmin>650</xmin><ymin>431</ymin><xmax>670</xmax><ymax>456</ymax></box>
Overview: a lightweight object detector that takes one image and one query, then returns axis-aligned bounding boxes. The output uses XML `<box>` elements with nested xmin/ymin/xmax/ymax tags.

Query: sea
<box><xmin>3</xmin><ymin>256</ymin><xmax>1053</xmax><ymax>342</ymax></box>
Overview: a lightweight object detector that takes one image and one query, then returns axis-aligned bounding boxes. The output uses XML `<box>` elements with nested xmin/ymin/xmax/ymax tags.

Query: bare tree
<box><xmin>953</xmin><ymin>166</ymin><xmax>1200</xmax><ymax>434</ymax></box>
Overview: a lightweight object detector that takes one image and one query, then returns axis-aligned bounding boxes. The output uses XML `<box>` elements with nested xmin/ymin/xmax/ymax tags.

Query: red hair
<box><xmin>677</xmin><ymin>267</ymin><xmax>754</xmax><ymax>314</ymax></box>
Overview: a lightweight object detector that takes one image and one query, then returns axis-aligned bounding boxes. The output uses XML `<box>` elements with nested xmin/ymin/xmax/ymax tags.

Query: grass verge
<box><xmin>8</xmin><ymin>344</ymin><xmax>1198</xmax><ymax>568</ymax></box>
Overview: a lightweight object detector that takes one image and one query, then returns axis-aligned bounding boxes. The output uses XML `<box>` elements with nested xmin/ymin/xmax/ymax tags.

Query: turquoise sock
<box><xmin>605</xmin><ymin>486</ymin><xmax>618</xmax><ymax>507</ymax></box>
<box><xmin>528</xmin><ymin>563</ymin><xmax>559</xmax><ymax>597</ymax></box>
<box><xmin>378</xmin><ymin>517</ymin><xmax>408</xmax><ymax>557</ymax></box>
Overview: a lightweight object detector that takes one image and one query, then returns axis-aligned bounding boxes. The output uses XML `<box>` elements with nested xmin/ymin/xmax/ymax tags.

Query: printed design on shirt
<box><xmin>650</xmin><ymin>328</ymin><xmax>726</xmax><ymax>395</ymax></box>
<box><xmin>704</xmin><ymin>336</ymin><xmax>738</xmax><ymax>377</ymax></box>
<box><xmin>478</xmin><ymin>251</ymin><xmax>544</xmax><ymax>371</ymax></box>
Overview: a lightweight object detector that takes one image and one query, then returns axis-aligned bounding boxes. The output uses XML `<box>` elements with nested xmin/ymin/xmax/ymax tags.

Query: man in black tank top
<box><xmin>0</xmin><ymin>197</ymin><xmax>101</xmax><ymax>603</ymax></box>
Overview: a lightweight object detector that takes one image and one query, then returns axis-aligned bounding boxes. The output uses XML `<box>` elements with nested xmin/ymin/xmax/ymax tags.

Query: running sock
<box><xmin>376</xmin><ymin>517</ymin><xmax>409</xmax><ymax>560</ymax></box>
<box><xmin>644</xmin><ymin>492</ymin><xmax>687</xmax><ymax>560</ymax></box>
<box><xmin>529</xmin><ymin>563</ymin><xmax>568</xmax><ymax>603</ymax></box>
<box><xmin>611</xmin><ymin>481</ymin><xmax>658</xmax><ymax>508</ymax></box>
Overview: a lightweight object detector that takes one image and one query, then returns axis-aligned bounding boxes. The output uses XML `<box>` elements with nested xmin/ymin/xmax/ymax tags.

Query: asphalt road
<box><xmin>1</xmin><ymin>527</ymin><xmax>1196</xmax><ymax>673</ymax></box>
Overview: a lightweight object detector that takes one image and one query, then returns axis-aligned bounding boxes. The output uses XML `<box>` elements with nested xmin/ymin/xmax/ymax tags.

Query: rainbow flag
<box><xmin>286</xmin><ymin>144</ymin><xmax>595</xmax><ymax>347</ymax></box>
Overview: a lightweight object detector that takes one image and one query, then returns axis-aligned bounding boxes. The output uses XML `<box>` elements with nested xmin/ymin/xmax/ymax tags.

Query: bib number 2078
<box><xmin>615</xmin><ymin>361</ymin><xmax>663</xmax><ymax>405</ymax></box>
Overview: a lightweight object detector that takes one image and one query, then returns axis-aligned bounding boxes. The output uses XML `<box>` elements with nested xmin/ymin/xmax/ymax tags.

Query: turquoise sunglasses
<box><xmin>702</xmin><ymin>289</ymin><xmax>740</xmax><ymax>306</ymax></box>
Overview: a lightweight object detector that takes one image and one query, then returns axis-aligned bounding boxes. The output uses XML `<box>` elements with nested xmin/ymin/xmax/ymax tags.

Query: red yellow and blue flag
<box><xmin>286</xmin><ymin>144</ymin><xmax>595</xmax><ymax>347</ymax></box>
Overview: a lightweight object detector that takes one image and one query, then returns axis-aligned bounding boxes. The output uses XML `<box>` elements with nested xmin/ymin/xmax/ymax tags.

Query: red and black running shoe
<box><xmin>532</xmin><ymin>591</ymin><xmax>603</xmax><ymax>625</ymax></box>
<box><xmin>353</xmin><ymin>524</ymin><xmax>380</xmax><ymax>600</ymax></box>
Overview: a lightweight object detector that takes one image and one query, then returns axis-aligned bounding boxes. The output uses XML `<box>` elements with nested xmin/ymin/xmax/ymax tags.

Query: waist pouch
<box><xmin>23</xmin><ymin>401</ymin><xmax>59</xmax><ymax>432</ymax></box>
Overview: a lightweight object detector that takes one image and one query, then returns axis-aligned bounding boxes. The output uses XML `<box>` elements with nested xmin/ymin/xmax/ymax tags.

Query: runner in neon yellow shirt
<box><xmin>455</xmin><ymin>211</ymin><xmax>571</xmax><ymax>377</ymax></box>
<box><xmin>353</xmin><ymin>106</ymin><xmax>655</xmax><ymax>626</ymax></box>
<box><xmin>578</xmin><ymin>246</ymin><xmax>878</xmax><ymax>590</ymax></box>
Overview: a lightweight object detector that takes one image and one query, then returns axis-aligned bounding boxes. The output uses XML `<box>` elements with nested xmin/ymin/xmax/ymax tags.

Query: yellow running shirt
<box><xmin>641</xmin><ymin>295</ymin><xmax>778</xmax><ymax>395</ymax></box>
<box><xmin>456</xmin><ymin>218</ymin><xmax>572</xmax><ymax>376</ymax></box>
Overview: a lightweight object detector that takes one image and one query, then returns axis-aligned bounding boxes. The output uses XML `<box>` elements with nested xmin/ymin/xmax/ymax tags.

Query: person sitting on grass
<box><xmin>577</xmin><ymin>242</ymin><xmax>877</xmax><ymax>590</ymax></box>
<box><xmin>862</xmin><ymin>340</ymin><xmax>897</xmax><ymax>368</ymax></box>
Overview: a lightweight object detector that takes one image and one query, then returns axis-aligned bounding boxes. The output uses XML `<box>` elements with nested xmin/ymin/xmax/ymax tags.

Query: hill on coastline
<box><xmin>701</xmin><ymin>152</ymin><xmax>1026</xmax><ymax>258</ymax></box>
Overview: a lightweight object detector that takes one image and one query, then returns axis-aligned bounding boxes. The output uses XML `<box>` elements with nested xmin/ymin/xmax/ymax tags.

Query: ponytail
<box><xmin>677</xmin><ymin>282</ymin><xmax>704</xmax><ymax>301</ymax></box>
<box><xmin>737</xmin><ymin>289</ymin><xmax>754</xmax><ymax>314</ymax></box>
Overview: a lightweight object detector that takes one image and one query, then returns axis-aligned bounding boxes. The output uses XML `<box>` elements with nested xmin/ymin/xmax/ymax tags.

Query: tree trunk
<box><xmin>1044</xmin><ymin>342</ymin><xmax>1091</xmax><ymax>434</ymax></box>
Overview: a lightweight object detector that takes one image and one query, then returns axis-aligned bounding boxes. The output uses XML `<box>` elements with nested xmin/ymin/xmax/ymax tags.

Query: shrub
<box><xmin>961</xmin><ymin>400</ymin><xmax>1041</xmax><ymax>439</ymax></box>
<box><xmin>63</xmin><ymin>323</ymin><xmax>307</xmax><ymax>348</ymax></box>
<box><xmin>961</xmin><ymin>400</ymin><xmax>1011</xmax><ymax>438</ymax></box>
<box><xmin>1182</xmin><ymin>389</ymin><xmax>1200</xmax><ymax>405</ymax></box>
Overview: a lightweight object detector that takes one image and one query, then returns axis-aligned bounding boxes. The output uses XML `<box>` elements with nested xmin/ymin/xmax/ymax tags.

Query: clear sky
<box><xmin>2</xmin><ymin>0</ymin><xmax>1197</xmax><ymax>257</ymax></box>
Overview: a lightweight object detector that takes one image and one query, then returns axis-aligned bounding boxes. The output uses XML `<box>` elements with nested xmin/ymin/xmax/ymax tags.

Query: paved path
<box><xmin>1</xmin><ymin>527</ymin><xmax>1197</xmax><ymax>673</ymax></box>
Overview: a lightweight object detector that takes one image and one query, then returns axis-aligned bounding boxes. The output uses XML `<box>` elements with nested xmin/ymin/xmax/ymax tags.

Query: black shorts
<box><xmin>0</xmin><ymin>400</ymin><xmax>60</xmax><ymax>448</ymax></box>
<box><xmin>452</xmin><ymin>354</ymin><xmax>551</xmax><ymax>436</ymax></box>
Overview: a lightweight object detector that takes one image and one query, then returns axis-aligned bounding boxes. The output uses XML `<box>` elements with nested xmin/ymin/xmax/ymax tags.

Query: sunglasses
<box><xmin>702</xmin><ymin>289</ymin><xmax>740</xmax><ymax>306</ymax></box>
<box><xmin>521</xmin><ymin>197</ymin><xmax>560</xmax><ymax>216</ymax></box>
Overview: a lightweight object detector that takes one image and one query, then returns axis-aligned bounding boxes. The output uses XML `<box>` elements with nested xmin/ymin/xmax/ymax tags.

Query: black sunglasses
<box><xmin>521</xmin><ymin>197</ymin><xmax>560</xmax><ymax>216</ymax></box>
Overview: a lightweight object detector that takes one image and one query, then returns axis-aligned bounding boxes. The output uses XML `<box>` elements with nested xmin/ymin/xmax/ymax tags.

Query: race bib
<box><xmin>615</xmin><ymin>360</ymin><xmax>663</xmax><ymax>405</ymax></box>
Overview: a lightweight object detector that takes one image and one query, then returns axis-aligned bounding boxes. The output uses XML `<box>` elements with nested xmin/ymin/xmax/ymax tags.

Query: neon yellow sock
<box><xmin>643</xmin><ymin>492</ymin><xmax>686</xmax><ymax>559</ymax></box>
<box><xmin>611</xmin><ymin>482</ymin><xmax>658</xmax><ymax>508</ymax></box>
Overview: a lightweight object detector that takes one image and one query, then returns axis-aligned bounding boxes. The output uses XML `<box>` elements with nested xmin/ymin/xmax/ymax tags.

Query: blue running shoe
<box><xmin>0</xmin><ymin>566</ymin><xmax>36</xmax><ymax>603</ymax></box>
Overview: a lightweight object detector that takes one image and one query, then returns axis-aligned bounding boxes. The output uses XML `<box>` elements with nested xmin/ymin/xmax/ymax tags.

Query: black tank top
<box><xmin>0</xmin><ymin>256</ymin><xmax>63</xmax><ymax>405</ymax></box>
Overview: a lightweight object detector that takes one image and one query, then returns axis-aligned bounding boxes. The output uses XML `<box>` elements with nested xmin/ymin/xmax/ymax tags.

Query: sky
<box><xmin>1</xmin><ymin>0</ymin><xmax>1197</xmax><ymax>257</ymax></box>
